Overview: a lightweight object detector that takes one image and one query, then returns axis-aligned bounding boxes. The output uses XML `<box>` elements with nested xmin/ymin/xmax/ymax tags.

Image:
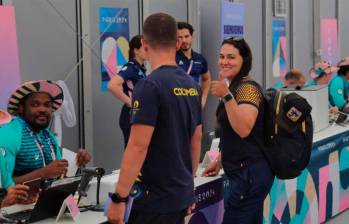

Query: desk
<box><xmin>5</xmin><ymin>125</ymin><xmax>348</xmax><ymax>223</ymax></box>
<box><xmin>187</xmin><ymin>124</ymin><xmax>349</xmax><ymax>224</ymax></box>
<box><xmin>264</xmin><ymin>124</ymin><xmax>349</xmax><ymax>223</ymax></box>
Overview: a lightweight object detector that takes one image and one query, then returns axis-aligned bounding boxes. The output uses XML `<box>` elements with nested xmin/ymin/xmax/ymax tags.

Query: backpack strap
<box><xmin>302</xmin><ymin>121</ymin><xmax>306</xmax><ymax>134</ymax></box>
<box><xmin>274</xmin><ymin>90</ymin><xmax>283</xmax><ymax>134</ymax></box>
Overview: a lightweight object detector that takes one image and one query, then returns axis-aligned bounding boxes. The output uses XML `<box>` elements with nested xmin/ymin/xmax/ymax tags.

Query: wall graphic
<box><xmin>99</xmin><ymin>7</ymin><xmax>129</xmax><ymax>91</ymax></box>
<box><xmin>0</xmin><ymin>6</ymin><xmax>21</xmax><ymax>110</ymax></box>
<box><xmin>321</xmin><ymin>19</ymin><xmax>339</xmax><ymax>65</ymax></box>
<box><xmin>220</xmin><ymin>1</ymin><xmax>245</xmax><ymax>40</ymax></box>
<box><xmin>272</xmin><ymin>18</ymin><xmax>287</xmax><ymax>78</ymax></box>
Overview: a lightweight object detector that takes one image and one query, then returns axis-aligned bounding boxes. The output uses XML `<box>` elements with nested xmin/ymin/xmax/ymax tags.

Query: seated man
<box><xmin>0</xmin><ymin>80</ymin><xmax>91</xmax><ymax>184</ymax></box>
<box><xmin>272</xmin><ymin>69</ymin><xmax>306</xmax><ymax>89</ymax></box>
<box><xmin>0</xmin><ymin>110</ymin><xmax>29</xmax><ymax>208</ymax></box>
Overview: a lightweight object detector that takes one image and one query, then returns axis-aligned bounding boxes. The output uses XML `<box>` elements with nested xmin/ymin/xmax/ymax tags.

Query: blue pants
<box><xmin>223</xmin><ymin>159</ymin><xmax>274</xmax><ymax>224</ymax></box>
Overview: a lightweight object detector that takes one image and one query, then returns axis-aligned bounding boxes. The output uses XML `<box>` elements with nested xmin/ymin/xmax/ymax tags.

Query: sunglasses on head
<box><xmin>224</xmin><ymin>36</ymin><xmax>244</xmax><ymax>41</ymax></box>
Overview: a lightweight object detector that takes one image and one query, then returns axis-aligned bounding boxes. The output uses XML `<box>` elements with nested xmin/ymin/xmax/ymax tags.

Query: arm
<box><xmin>13</xmin><ymin>160</ymin><xmax>68</xmax><ymax>184</ymax></box>
<box><xmin>108</xmin><ymin>75</ymin><xmax>132</xmax><ymax>107</ymax></box>
<box><xmin>329</xmin><ymin>78</ymin><xmax>347</xmax><ymax>110</ymax></box>
<box><xmin>114</xmin><ymin>124</ymin><xmax>154</xmax><ymax>197</ymax></box>
<box><xmin>200</xmin><ymin>71</ymin><xmax>211</xmax><ymax>109</ymax></box>
<box><xmin>190</xmin><ymin>125</ymin><xmax>202</xmax><ymax>176</ymax></box>
<box><xmin>211</xmin><ymin>80</ymin><xmax>260</xmax><ymax>138</ymax></box>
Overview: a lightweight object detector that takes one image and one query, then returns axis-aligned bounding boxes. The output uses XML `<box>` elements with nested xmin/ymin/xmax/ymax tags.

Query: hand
<box><xmin>202</xmin><ymin>160</ymin><xmax>220</xmax><ymax>177</ymax></box>
<box><xmin>211</xmin><ymin>80</ymin><xmax>229</xmax><ymax>97</ymax></box>
<box><xmin>330</xmin><ymin>106</ymin><xmax>339</xmax><ymax>113</ymax></box>
<box><xmin>42</xmin><ymin>159</ymin><xmax>68</xmax><ymax>178</ymax></box>
<box><xmin>76</xmin><ymin>149</ymin><xmax>91</xmax><ymax>167</ymax></box>
<box><xmin>1</xmin><ymin>185</ymin><xmax>29</xmax><ymax>207</ymax></box>
<box><xmin>187</xmin><ymin>203</ymin><xmax>196</xmax><ymax>215</ymax></box>
<box><xmin>108</xmin><ymin>202</ymin><xmax>126</xmax><ymax>224</ymax></box>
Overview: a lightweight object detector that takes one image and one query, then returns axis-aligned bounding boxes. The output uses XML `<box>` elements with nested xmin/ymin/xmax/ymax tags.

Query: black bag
<box><xmin>262</xmin><ymin>88</ymin><xmax>313</xmax><ymax>179</ymax></box>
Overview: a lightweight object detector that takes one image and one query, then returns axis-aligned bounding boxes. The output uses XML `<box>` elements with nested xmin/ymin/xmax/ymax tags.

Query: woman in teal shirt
<box><xmin>329</xmin><ymin>58</ymin><xmax>349</xmax><ymax>110</ymax></box>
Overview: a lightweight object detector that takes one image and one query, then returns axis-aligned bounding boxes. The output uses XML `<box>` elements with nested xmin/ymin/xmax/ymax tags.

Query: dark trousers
<box><xmin>223</xmin><ymin>159</ymin><xmax>274</xmax><ymax>224</ymax></box>
<box><xmin>119</xmin><ymin>105</ymin><xmax>131</xmax><ymax>148</ymax></box>
<box><xmin>127</xmin><ymin>209</ymin><xmax>186</xmax><ymax>224</ymax></box>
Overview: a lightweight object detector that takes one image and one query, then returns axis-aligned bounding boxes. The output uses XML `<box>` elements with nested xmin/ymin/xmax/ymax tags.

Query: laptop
<box><xmin>336</xmin><ymin>106</ymin><xmax>349</xmax><ymax>124</ymax></box>
<box><xmin>5</xmin><ymin>176</ymin><xmax>81</xmax><ymax>223</ymax></box>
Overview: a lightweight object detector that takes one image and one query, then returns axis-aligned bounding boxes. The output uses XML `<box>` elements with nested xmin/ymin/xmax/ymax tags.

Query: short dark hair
<box><xmin>128</xmin><ymin>35</ymin><xmax>142</xmax><ymax>60</ymax></box>
<box><xmin>285</xmin><ymin>70</ymin><xmax>304</xmax><ymax>81</ymax></box>
<box><xmin>177</xmin><ymin>22</ymin><xmax>194</xmax><ymax>35</ymax></box>
<box><xmin>338</xmin><ymin>65</ymin><xmax>349</xmax><ymax>77</ymax></box>
<box><xmin>143</xmin><ymin>13</ymin><xmax>177</xmax><ymax>49</ymax></box>
<box><xmin>221</xmin><ymin>37</ymin><xmax>252</xmax><ymax>83</ymax></box>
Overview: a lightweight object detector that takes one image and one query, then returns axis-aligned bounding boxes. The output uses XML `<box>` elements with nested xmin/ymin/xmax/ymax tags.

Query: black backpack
<box><xmin>262</xmin><ymin>88</ymin><xmax>313</xmax><ymax>179</ymax></box>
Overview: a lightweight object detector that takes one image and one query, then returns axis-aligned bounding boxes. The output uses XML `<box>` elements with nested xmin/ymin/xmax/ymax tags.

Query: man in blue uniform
<box><xmin>329</xmin><ymin>57</ymin><xmax>349</xmax><ymax>110</ymax></box>
<box><xmin>107</xmin><ymin>13</ymin><xmax>202</xmax><ymax>224</ymax></box>
<box><xmin>108</xmin><ymin>35</ymin><xmax>147</xmax><ymax>146</ymax></box>
<box><xmin>176</xmin><ymin>22</ymin><xmax>211</xmax><ymax>109</ymax></box>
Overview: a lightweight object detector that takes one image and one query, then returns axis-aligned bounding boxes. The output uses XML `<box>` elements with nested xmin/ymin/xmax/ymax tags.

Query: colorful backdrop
<box><xmin>0</xmin><ymin>6</ymin><xmax>21</xmax><ymax>110</ymax></box>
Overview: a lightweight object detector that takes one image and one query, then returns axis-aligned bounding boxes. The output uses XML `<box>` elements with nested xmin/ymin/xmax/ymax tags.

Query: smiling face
<box><xmin>18</xmin><ymin>92</ymin><xmax>53</xmax><ymax>131</ymax></box>
<box><xmin>218</xmin><ymin>43</ymin><xmax>243</xmax><ymax>81</ymax></box>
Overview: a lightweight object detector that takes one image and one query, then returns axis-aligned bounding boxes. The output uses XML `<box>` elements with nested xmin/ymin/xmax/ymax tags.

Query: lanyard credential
<box><xmin>26</xmin><ymin>127</ymin><xmax>56</xmax><ymax>167</ymax></box>
<box><xmin>186</xmin><ymin>60</ymin><xmax>193</xmax><ymax>75</ymax></box>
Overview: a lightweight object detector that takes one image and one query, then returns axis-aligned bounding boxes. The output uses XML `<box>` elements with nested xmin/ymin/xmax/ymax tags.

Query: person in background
<box><xmin>272</xmin><ymin>69</ymin><xmax>306</xmax><ymax>89</ymax></box>
<box><xmin>108</xmin><ymin>35</ymin><xmax>147</xmax><ymax>147</ymax></box>
<box><xmin>0</xmin><ymin>110</ymin><xmax>30</xmax><ymax>208</ymax></box>
<box><xmin>176</xmin><ymin>21</ymin><xmax>211</xmax><ymax>109</ymax></box>
<box><xmin>329</xmin><ymin>57</ymin><xmax>349</xmax><ymax>111</ymax></box>
<box><xmin>107</xmin><ymin>13</ymin><xmax>202</xmax><ymax>224</ymax></box>
<box><xmin>203</xmin><ymin>37</ymin><xmax>274</xmax><ymax>223</ymax></box>
<box><xmin>0</xmin><ymin>80</ymin><xmax>91</xmax><ymax>185</ymax></box>
<box><xmin>305</xmin><ymin>61</ymin><xmax>338</xmax><ymax>87</ymax></box>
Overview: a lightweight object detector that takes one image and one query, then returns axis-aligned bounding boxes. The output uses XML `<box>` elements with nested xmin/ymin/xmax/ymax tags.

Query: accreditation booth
<box><xmin>187</xmin><ymin>124</ymin><xmax>349</xmax><ymax>224</ymax></box>
<box><xmin>3</xmin><ymin>124</ymin><xmax>349</xmax><ymax>224</ymax></box>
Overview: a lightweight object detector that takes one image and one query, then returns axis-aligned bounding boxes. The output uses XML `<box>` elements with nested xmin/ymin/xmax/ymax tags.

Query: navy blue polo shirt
<box><xmin>130</xmin><ymin>65</ymin><xmax>201</xmax><ymax>213</ymax></box>
<box><xmin>176</xmin><ymin>50</ymin><xmax>208</xmax><ymax>84</ymax></box>
<box><xmin>117</xmin><ymin>59</ymin><xmax>146</xmax><ymax>98</ymax></box>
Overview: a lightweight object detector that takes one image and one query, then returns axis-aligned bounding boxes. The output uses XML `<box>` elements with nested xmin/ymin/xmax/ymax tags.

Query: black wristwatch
<box><xmin>222</xmin><ymin>92</ymin><xmax>233</xmax><ymax>103</ymax></box>
<box><xmin>0</xmin><ymin>188</ymin><xmax>7</xmax><ymax>203</ymax></box>
<box><xmin>109</xmin><ymin>192</ymin><xmax>128</xmax><ymax>204</ymax></box>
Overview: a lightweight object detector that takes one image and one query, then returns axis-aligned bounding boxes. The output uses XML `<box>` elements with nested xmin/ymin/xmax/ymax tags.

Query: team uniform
<box><xmin>0</xmin><ymin>117</ymin><xmax>62</xmax><ymax>178</ymax></box>
<box><xmin>217</xmin><ymin>80</ymin><xmax>274</xmax><ymax>223</ymax></box>
<box><xmin>117</xmin><ymin>59</ymin><xmax>146</xmax><ymax>146</ymax></box>
<box><xmin>128</xmin><ymin>65</ymin><xmax>201</xmax><ymax>223</ymax></box>
<box><xmin>328</xmin><ymin>75</ymin><xmax>349</xmax><ymax>110</ymax></box>
<box><xmin>176</xmin><ymin>50</ymin><xmax>208</xmax><ymax>84</ymax></box>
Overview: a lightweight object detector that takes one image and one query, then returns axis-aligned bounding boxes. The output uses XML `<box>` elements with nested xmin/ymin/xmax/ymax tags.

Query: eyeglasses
<box><xmin>224</xmin><ymin>36</ymin><xmax>244</xmax><ymax>42</ymax></box>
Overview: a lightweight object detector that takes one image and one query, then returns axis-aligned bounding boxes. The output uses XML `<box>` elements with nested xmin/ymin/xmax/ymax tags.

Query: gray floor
<box><xmin>326</xmin><ymin>209</ymin><xmax>349</xmax><ymax>224</ymax></box>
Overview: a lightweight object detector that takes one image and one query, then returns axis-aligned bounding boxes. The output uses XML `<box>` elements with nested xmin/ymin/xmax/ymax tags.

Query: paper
<box><xmin>202</xmin><ymin>150</ymin><xmax>220</xmax><ymax>168</ymax></box>
<box><xmin>56</xmin><ymin>194</ymin><xmax>80</xmax><ymax>222</ymax></box>
<box><xmin>62</xmin><ymin>148</ymin><xmax>78</xmax><ymax>177</ymax></box>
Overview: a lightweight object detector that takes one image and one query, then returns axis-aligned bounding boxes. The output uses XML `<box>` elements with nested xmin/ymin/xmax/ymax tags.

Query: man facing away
<box><xmin>176</xmin><ymin>21</ymin><xmax>211</xmax><ymax>109</ymax></box>
<box><xmin>107</xmin><ymin>13</ymin><xmax>202</xmax><ymax>224</ymax></box>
